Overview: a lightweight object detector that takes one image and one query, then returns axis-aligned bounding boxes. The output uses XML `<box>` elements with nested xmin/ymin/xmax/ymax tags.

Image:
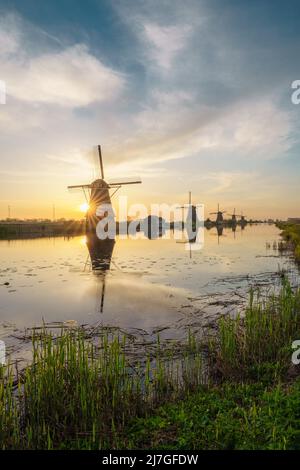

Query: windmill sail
<box><xmin>67</xmin><ymin>145</ymin><xmax>142</xmax><ymax>234</ymax></box>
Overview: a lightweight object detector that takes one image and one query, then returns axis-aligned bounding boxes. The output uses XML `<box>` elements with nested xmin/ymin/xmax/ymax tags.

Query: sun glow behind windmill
<box><xmin>68</xmin><ymin>145</ymin><xmax>142</xmax><ymax>232</ymax></box>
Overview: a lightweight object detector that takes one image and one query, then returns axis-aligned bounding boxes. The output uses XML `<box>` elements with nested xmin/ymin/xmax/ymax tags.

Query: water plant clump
<box><xmin>277</xmin><ymin>222</ymin><xmax>300</xmax><ymax>262</ymax></box>
<box><xmin>209</xmin><ymin>280</ymin><xmax>300</xmax><ymax>382</ymax></box>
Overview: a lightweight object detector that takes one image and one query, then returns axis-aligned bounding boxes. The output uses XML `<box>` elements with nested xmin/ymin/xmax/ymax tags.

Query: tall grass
<box><xmin>211</xmin><ymin>280</ymin><xmax>300</xmax><ymax>381</ymax></box>
<box><xmin>0</xmin><ymin>330</ymin><xmax>202</xmax><ymax>449</ymax></box>
<box><xmin>277</xmin><ymin>222</ymin><xmax>300</xmax><ymax>262</ymax></box>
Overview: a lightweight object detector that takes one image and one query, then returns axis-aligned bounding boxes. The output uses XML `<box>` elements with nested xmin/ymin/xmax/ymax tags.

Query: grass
<box><xmin>0</xmin><ymin>330</ymin><xmax>202</xmax><ymax>449</ymax></box>
<box><xmin>0</xmin><ymin>221</ymin><xmax>85</xmax><ymax>239</ymax></box>
<box><xmin>210</xmin><ymin>280</ymin><xmax>300</xmax><ymax>382</ymax></box>
<box><xmin>125</xmin><ymin>381</ymin><xmax>300</xmax><ymax>450</ymax></box>
<box><xmin>277</xmin><ymin>222</ymin><xmax>300</xmax><ymax>262</ymax></box>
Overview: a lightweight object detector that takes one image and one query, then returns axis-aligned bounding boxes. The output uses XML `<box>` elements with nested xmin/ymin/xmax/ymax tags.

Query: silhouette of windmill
<box><xmin>240</xmin><ymin>211</ymin><xmax>247</xmax><ymax>223</ymax></box>
<box><xmin>210</xmin><ymin>203</ymin><xmax>226</xmax><ymax>225</ymax></box>
<box><xmin>178</xmin><ymin>191</ymin><xmax>197</xmax><ymax>231</ymax></box>
<box><xmin>68</xmin><ymin>145</ymin><xmax>141</xmax><ymax>233</ymax></box>
<box><xmin>176</xmin><ymin>191</ymin><xmax>200</xmax><ymax>257</ymax></box>
<box><xmin>236</xmin><ymin>210</ymin><xmax>247</xmax><ymax>227</ymax></box>
<box><xmin>229</xmin><ymin>208</ymin><xmax>237</xmax><ymax>225</ymax></box>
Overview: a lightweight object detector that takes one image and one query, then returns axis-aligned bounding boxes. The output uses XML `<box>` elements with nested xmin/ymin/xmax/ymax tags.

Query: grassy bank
<box><xmin>0</xmin><ymin>331</ymin><xmax>202</xmax><ymax>449</ymax></box>
<box><xmin>277</xmin><ymin>222</ymin><xmax>300</xmax><ymax>262</ymax></box>
<box><xmin>1</xmin><ymin>279</ymin><xmax>300</xmax><ymax>449</ymax></box>
<box><xmin>126</xmin><ymin>381</ymin><xmax>300</xmax><ymax>450</ymax></box>
<box><xmin>0</xmin><ymin>221</ymin><xmax>85</xmax><ymax>239</ymax></box>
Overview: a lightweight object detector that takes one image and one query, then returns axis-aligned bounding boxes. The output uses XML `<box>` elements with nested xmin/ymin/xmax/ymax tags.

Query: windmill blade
<box><xmin>107</xmin><ymin>177</ymin><xmax>142</xmax><ymax>187</ymax></box>
<box><xmin>68</xmin><ymin>180</ymin><xmax>142</xmax><ymax>192</ymax></box>
<box><xmin>98</xmin><ymin>145</ymin><xmax>105</xmax><ymax>180</ymax></box>
<box><xmin>68</xmin><ymin>184</ymin><xmax>92</xmax><ymax>190</ymax></box>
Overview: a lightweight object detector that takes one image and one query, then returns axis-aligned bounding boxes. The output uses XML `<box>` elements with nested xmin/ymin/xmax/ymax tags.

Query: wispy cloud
<box><xmin>0</xmin><ymin>13</ymin><xmax>124</xmax><ymax>108</ymax></box>
<box><xmin>142</xmin><ymin>22</ymin><xmax>192</xmax><ymax>70</ymax></box>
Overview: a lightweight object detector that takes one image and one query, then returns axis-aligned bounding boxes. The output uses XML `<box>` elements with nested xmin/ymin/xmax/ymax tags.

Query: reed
<box><xmin>210</xmin><ymin>280</ymin><xmax>300</xmax><ymax>381</ymax></box>
<box><xmin>277</xmin><ymin>222</ymin><xmax>300</xmax><ymax>262</ymax></box>
<box><xmin>0</xmin><ymin>330</ymin><xmax>202</xmax><ymax>449</ymax></box>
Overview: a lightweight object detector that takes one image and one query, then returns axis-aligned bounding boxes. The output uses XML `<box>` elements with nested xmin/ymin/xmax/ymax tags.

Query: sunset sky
<box><xmin>0</xmin><ymin>0</ymin><xmax>300</xmax><ymax>220</ymax></box>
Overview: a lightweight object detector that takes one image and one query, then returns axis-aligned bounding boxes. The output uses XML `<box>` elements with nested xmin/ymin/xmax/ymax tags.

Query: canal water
<box><xmin>0</xmin><ymin>224</ymin><xmax>299</xmax><ymax>360</ymax></box>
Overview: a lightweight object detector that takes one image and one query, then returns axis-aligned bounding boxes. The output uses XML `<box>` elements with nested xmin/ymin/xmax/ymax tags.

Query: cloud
<box><xmin>0</xmin><ymin>14</ymin><xmax>124</xmax><ymax>108</ymax></box>
<box><xmin>103</xmin><ymin>92</ymin><xmax>293</xmax><ymax>173</ymax></box>
<box><xmin>0</xmin><ymin>13</ymin><xmax>21</xmax><ymax>57</ymax></box>
<box><xmin>142</xmin><ymin>22</ymin><xmax>192</xmax><ymax>70</ymax></box>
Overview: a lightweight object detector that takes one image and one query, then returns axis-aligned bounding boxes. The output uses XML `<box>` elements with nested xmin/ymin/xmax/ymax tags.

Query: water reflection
<box><xmin>86</xmin><ymin>233</ymin><xmax>115</xmax><ymax>271</ymax></box>
<box><xmin>206</xmin><ymin>225</ymin><xmax>224</xmax><ymax>244</ymax></box>
<box><xmin>85</xmin><ymin>233</ymin><xmax>115</xmax><ymax>312</ymax></box>
<box><xmin>0</xmin><ymin>225</ymin><xmax>298</xmax><ymax>339</ymax></box>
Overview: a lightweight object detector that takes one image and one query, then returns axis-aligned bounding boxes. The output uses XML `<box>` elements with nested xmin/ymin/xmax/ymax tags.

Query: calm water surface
<box><xmin>0</xmin><ymin>225</ymin><xmax>299</xmax><ymax>355</ymax></box>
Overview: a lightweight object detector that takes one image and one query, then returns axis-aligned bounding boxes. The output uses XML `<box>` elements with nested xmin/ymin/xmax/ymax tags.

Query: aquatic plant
<box><xmin>0</xmin><ymin>330</ymin><xmax>202</xmax><ymax>449</ymax></box>
<box><xmin>277</xmin><ymin>222</ymin><xmax>300</xmax><ymax>262</ymax></box>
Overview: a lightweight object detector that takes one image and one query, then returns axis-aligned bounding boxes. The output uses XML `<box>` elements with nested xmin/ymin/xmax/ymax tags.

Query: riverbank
<box><xmin>0</xmin><ymin>220</ymin><xmax>85</xmax><ymax>239</ymax></box>
<box><xmin>277</xmin><ymin>222</ymin><xmax>300</xmax><ymax>262</ymax></box>
<box><xmin>1</xmin><ymin>279</ymin><xmax>300</xmax><ymax>449</ymax></box>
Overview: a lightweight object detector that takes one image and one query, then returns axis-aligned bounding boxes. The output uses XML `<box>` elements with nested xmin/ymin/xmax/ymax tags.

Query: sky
<box><xmin>0</xmin><ymin>0</ymin><xmax>300</xmax><ymax>220</ymax></box>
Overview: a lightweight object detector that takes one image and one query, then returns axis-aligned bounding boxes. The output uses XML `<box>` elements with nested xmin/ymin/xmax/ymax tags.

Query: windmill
<box><xmin>68</xmin><ymin>145</ymin><xmax>141</xmax><ymax>233</ymax></box>
<box><xmin>229</xmin><ymin>208</ymin><xmax>237</xmax><ymax>225</ymax></box>
<box><xmin>229</xmin><ymin>208</ymin><xmax>238</xmax><ymax>233</ymax></box>
<box><xmin>236</xmin><ymin>210</ymin><xmax>247</xmax><ymax>227</ymax></box>
<box><xmin>177</xmin><ymin>191</ymin><xmax>198</xmax><ymax>232</ymax></box>
<box><xmin>210</xmin><ymin>203</ymin><xmax>226</xmax><ymax>225</ymax></box>
<box><xmin>176</xmin><ymin>191</ymin><xmax>199</xmax><ymax>257</ymax></box>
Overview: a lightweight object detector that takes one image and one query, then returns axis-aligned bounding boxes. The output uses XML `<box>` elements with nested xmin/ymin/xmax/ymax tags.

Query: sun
<box><xmin>79</xmin><ymin>203</ymin><xmax>90</xmax><ymax>213</ymax></box>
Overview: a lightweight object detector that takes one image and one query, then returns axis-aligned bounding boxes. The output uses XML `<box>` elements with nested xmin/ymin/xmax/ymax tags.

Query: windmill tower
<box><xmin>236</xmin><ymin>210</ymin><xmax>247</xmax><ymax>227</ymax></box>
<box><xmin>179</xmin><ymin>191</ymin><xmax>197</xmax><ymax>233</ymax></box>
<box><xmin>68</xmin><ymin>145</ymin><xmax>141</xmax><ymax>234</ymax></box>
<box><xmin>210</xmin><ymin>203</ymin><xmax>226</xmax><ymax>225</ymax></box>
<box><xmin>229</xmin><ymin>208</ymin><xmax>237</xmax><ymax>224</ymax></box>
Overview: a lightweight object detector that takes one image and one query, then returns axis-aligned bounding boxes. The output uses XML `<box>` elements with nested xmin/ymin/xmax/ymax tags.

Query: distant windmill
<box><xmin>240</xmin><ymin>211</ymin><xmax>247</xmax><ymax>223</ymax></box>
<box><xmin>210</xmin><ymin>203</ymin><xmax>226</xmax><ymax>225</ymax></box>
<box><xmin>178</xmin><ymin>191</ymin><xmax>197</xmax><ymax>230</ymax></box>
<box><xmin>68</xmin><ymin>145</ymin><xmax>141</xmax><ymax>233</ymax></box>
<box><xmin>176</xmin><ymin>191</ymin><xmax>197</xmax><ymax>258</ymax></box>
<box><xmin>229</xmin><ymin>208</ymin><xmax>237</xmax><ymax>224</ymax></box>
<box><xmin>236</xmin><ymin>210</ymin><xmax>247</xmax><ymax>225</ymax></box>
